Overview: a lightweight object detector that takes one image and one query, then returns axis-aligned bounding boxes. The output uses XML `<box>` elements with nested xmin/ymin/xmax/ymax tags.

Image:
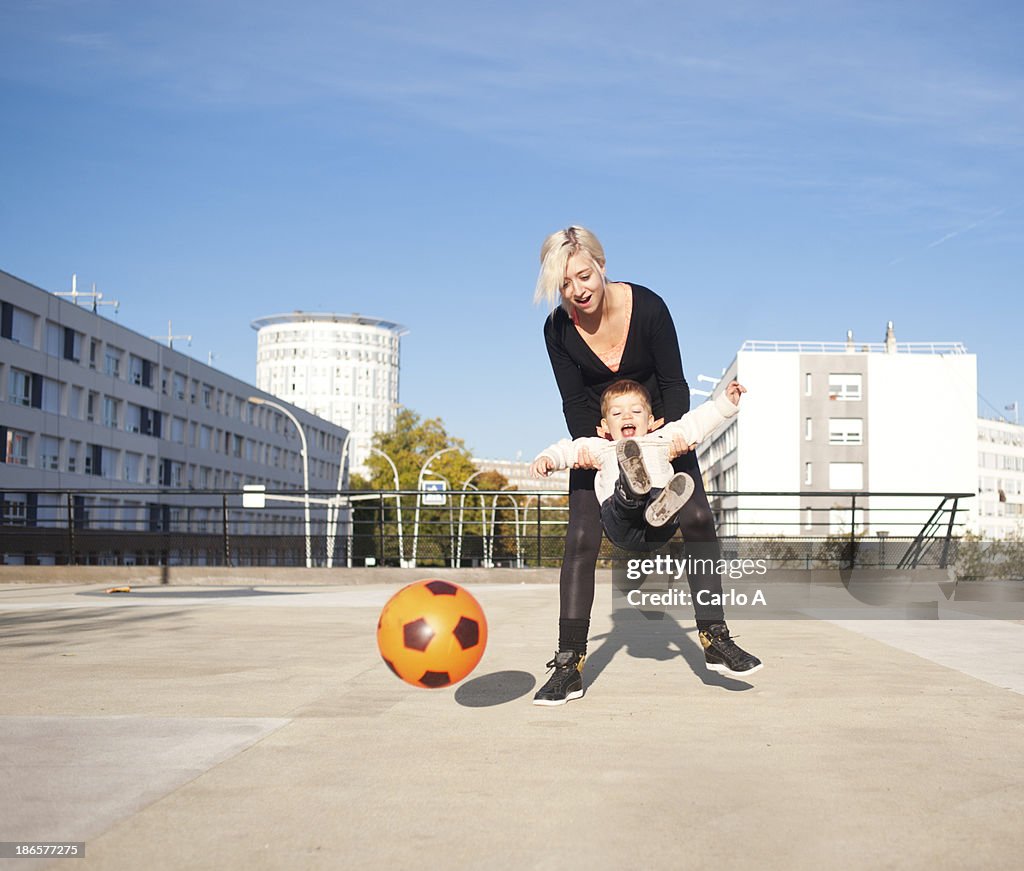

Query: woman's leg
<box><xmin>559</xmin><ymin>470</ymin><xmax>603</xmax><ymax>622</ymax></box>
<box><xmin>671</xmin><ymin>451</ymin><xmax>725</xmax><ymax>626</ymax></box>
<box><xmin>533</xmin><ymin>470</ymin><xmax>601</xmax><ymax>705</ymax></box>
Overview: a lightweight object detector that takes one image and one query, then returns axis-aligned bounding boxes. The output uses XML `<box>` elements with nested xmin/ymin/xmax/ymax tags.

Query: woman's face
<box><xmin>561</xmin><ymin>253</ymin><xmax>605</xmax><ymax>316</ymax></box>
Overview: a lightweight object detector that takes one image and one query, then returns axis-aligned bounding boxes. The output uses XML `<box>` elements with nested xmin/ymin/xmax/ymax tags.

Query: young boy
<box><xmin>531</xmin><ymin>378</ymin><xmax>745</xmax><ymax>551</ymax></box>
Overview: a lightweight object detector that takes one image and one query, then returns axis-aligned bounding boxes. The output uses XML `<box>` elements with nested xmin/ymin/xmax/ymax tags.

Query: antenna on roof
<box><xmin>150</xmin><ymin>320</ymin><xmax>193</xmax><ymax>350</ymax></box>
<box><xmin>55</xmin><ymin>274</ymin><xmax>120</xmax><ymax>317</ymax></box>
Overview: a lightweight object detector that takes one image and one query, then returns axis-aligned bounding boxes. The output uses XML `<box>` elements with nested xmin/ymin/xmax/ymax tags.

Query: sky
<box><xmin>1</xmin><ymin>0</ymin><xmax>1022</xmax><ymax>460</ymax></box>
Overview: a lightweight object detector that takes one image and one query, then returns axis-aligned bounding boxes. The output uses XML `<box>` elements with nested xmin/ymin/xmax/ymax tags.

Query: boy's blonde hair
<box><xmin>600</xmin><ymin>379</ymin><xmax>652</xmax><ymax>420</ymax></box>
<box><xmin>533</xmin><ymin>225</ymin><xmax>607</xmax><ymax>310</ymax></box>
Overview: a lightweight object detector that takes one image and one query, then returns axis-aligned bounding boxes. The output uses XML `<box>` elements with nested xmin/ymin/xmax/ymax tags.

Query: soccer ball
<box><xmin>376</xmin><ymin>580</ymin><xmax>488</xmax><ymax>689</ymax></box>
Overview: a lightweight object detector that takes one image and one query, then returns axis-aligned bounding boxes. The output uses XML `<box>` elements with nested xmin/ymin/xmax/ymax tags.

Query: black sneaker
<box><xmin>616</xmin><ymin>439</ymin><xmax>651</xmax><ymax>499</ymax></box>
<box><xmin>532</xmin><ymin>651</ymin><xmax>585</xmax><ymax>706</ymax></box>
<box><xmin>699</xmin><ymin>624</ymin><xmax>762</xmax><ymax>677</ymax></box>
<box><xmin>644</xmin><ymin>472</ymin><xmax>695</xmax><ymax>527</ymax></box>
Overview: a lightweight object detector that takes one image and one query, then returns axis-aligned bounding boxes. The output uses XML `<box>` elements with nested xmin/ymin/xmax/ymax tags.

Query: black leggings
<box><xmin>559</xmin><ymin>450</ymin><xmax>725</xmax><ymax>624</ymax></box>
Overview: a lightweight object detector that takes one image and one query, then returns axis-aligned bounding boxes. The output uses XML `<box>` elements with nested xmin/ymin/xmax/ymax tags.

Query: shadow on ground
<box><xmin>0</xmin><ymin>607</ymin><xmax>188</xmax><ymax>649</ymax></box>
<box><xmin>585</xmin><ymin>606</ymin><xmax>755</xmax><ymax>691</ymax></box>
<box><xmin>455</xmin><ymin>670</ymin><xmax>536</xmax><ymax>707</ymax></box>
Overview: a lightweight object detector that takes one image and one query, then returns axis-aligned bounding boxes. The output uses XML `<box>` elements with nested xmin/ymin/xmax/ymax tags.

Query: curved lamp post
<box><xmin>489</xmin><ymin>485</ymin><xmax>522</xmax><ymax>568</ymax></box>
<box><xmin>370</xmin><ymin>447</ymin><xmax>405</xmax><ymax>566</ymax></box>
<box><xmin>326</xmin><ymin>431</ymin><xmax>352</xmax><ymax>568</ymax></box>
<box><xmin>411</xmin><ymin>446</ymin><xmax>459</xmax><ymax>567</ymax></box>
<box><xmin>456</xmin><ymin>469</ymin><xmax>490</xmax><ymax>567</ymax></box>
<box><xmin>248</xmin><ymin>396</ymin><xmax>311</xmax><ymax>568</ymax></box>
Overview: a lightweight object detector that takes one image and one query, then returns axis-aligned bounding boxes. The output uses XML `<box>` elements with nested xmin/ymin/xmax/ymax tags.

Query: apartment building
<box><xmin>695</xmin><ymin>324</ymin><xmax>978</xmax><ymax>538</ymax></box>
<box><xmin>1</xmin><ymin>269</ymin><xmax>349</xmax><ymax>561</ymax></box>
<box><xmin>252</xmin><ymin>311</ymin><xmax>406</xmax><ymax>477</ymax></box>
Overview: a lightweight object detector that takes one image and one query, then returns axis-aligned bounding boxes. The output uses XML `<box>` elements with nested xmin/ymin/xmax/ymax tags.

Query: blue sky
<box><xmin>2</xmin><ymin>1</ymin><xmax>1022</xmax><ymax>460</ymax></box>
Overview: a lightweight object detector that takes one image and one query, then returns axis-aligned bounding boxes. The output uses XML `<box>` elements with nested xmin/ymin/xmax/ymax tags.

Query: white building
<box><xmin>696</xmin><ymin>325</ymin><xmax>978</xmax><ymax>538</ymax></box>
<box><xmin>252</xmin><ymin>312</ymin><xmax>406</xmax><ymax>477</ymax></box>
<box><xmin>472</xmin><ymin>457</ymin><xmax>570</xmax><ymax>494</ymax></box>
<box><xmin>975</xmin><ymin>417</ymin><xmax>1024</xmax><ymax>539</ymax></box>
<box><xmin>1</xmin><ymin>269</ymin><xmax>349</xmax><ymax>564</ymax></box>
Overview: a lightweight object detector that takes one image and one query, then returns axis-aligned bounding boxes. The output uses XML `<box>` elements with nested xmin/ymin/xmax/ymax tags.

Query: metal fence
<box><xmin>0</xmin><ymin>487</ymin><xmax>973</xmax><ymax>570</ymax></box>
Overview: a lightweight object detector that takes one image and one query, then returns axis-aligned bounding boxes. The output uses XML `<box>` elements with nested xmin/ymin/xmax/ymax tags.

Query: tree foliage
<box><xmin>350</xmin><ymin>407</ymin><xmax>502</xmax><ymax>492</ymax></box>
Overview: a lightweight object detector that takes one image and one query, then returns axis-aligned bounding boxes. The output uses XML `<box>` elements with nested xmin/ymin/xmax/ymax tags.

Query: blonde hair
<box><xmin>600</xmin><ymin>379</ymin><xmax>653</xmax><ymax>419</ymax></box>
<box><xmin>533</xmin><ymin>225</ymin><xmax>607</xmax><ymax>309</ymax></box>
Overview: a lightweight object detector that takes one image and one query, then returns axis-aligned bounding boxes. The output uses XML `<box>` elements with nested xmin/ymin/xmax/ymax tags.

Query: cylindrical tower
<box><xmin>251</xmin><ymin>312</ymin><xmax>408</xmax><ymax>477</ymax></box>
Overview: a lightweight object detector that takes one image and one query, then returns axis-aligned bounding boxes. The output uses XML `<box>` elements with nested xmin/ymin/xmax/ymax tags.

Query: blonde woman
<box><xmin>532</xmin><ymin>226</ymin><xmax>761</xmax><ymax>706</ymax></box>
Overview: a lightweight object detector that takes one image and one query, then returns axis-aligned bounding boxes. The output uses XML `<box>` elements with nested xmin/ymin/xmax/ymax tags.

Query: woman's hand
<box><xmin>530</xmin><ymin>457</ymin><xmax>555</xmax><ymax>478</ymax></box>
<box><xmin>572</xmin><ymin>445</ymin><xmax>600</xmax><ymax>470</ymax></box>
<box><xmin>667</xmin><ymin>432</ymin><xmax>696</xmax><ymax>460</ymax></box>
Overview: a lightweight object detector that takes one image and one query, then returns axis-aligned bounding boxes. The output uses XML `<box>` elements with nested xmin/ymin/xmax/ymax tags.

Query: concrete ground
<box><xmin>1</xmin><ymin>573</ymin><xmax>1022</xmax><ymax>871</ymax></box>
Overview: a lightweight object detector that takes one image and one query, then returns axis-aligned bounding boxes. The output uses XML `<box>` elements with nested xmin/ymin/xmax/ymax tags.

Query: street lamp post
<box><xmin>248</xmin><ymin>396</ymin><xmax>312</xmax><ymax>568</ymax></box>
<box><xmin>411</xmin><ymin>446</ymin><xmax>459</xmax><ymax>568</ymax></box>
<box><xmin>325</xmin><ymin>432</ymin><xmax>352</xmax><ymax>568</ymax></box>
<box><xmin>456</xmin><ymin>469</ymin><xmax>490</xmax><ymax>567</ymax></box>
<box><xmin>370</xmin><ymin>447</ymin><xmax>405</xmax><ymax>566</ymax></box>
<box><xmin>489</xmin><ymin>485</ymin><xmax>522</xmax><ymax>568</ymax></box>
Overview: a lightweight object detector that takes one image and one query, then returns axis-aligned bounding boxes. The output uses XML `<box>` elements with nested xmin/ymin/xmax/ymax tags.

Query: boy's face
<box><xmin>601</xmin><ymin>391</ymin><xmax>655</xmax><ymax>440</ymax></box>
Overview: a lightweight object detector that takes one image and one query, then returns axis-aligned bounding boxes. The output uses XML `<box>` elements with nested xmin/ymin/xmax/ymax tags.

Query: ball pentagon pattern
<box><xmin>376</xmin><ymin>579</ymin><xmax>488</xmax><ymax>688</ymax></box>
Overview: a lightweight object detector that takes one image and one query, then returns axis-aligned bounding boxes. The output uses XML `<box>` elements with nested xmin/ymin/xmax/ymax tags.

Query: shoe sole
<box><xmin>645</xmin><ymin>473</ymin><xmax>695</xmax><ymax>527</ymax></box>
<box><xmin>706</xmin><ymin>662</ymin><xmax>763</xmax><ymax>678</ymax></box>
<box><xmin>617</xmin><ymin>441</ymin><xmax>651</xmax><ymax>498</ymax></box>
<box><xmin>532</xmin><ymin>689</ymin><xmax>585</xmax><ymax>706</ymax></box>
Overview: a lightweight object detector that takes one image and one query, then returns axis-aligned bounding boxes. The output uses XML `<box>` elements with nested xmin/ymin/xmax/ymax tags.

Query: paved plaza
<box><xmin>1</xmin><ymin>572</ymin><xmax>1023</xmax><ymax>870</ymax></box>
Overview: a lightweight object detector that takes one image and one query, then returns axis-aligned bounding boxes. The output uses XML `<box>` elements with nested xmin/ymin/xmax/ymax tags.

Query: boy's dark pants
<box><xmin>600</xmin><ymin>483</ymin><xmax>677</xmax><ymax>552</ymax></box>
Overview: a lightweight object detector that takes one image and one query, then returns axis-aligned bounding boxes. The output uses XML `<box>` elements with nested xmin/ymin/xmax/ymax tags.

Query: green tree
<box><xmin>347</xmin><ymin>408</ymin><xmax>510</xmax><ymax>566</ymax></box>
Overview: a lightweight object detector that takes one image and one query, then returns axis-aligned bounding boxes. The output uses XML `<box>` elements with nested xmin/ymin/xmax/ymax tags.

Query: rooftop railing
<box><xmin>0</xmin><ymin>487</ymin><xmax>979</xmax><ymax>573</ymax></box>
<box><xmin>739</xmin><ymin>340</ymin><xmax>968</xmax><ymax>355</ymax></box>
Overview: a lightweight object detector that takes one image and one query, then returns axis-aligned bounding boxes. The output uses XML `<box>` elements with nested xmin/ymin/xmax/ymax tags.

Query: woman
<box><xmin>532</xmin><ymin>226</ymin><xmax>761</xmax><ymax>706</ymax></box>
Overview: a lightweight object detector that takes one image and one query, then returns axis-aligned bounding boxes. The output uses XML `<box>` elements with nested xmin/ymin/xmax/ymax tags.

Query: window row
<box><xmin>804</xmin><ymin>372</ymin><xmax>863</xmax><ymax>401</ymax></box>
<box><xmin>804</xmin><ymin>418</ymin><xmax>864</xmax><ymax>445</ymax></box>
<box><xmin>802</xmin><ymin>462</ymin><xmax>864</xmax><ymax>490</ymax></box>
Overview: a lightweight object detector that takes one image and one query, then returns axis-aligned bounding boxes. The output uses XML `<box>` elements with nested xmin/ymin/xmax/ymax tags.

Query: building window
<box><xmin>804</xmin><ymin>373</ymin><xmax>812</xmax><ymax>396</ymax></box>
<box><xmin>828</xmin><ymin>418</ymin><xmax>864</xmax><ymax>445</ymax></box>
<box><xmin>8</xmin><ymin>369</ymin><xmax>32</xmax><ymax>406</ymax></box>
<box><xmin>124</xmin><ymin>452</ymin><xmax>141</xmax><ymax>482</ymax></box>
<box><xmin>5</xmin><ymin>429</ymin><xmax>31</xmax><ymax>465</ymax></box>
<box><xmin>171</xmin><ymin>417</ymin><xmax>186</xmax><ymax>444</ymax></box>
<box><xmin>829</xmin><ymin>462</ymin><xmax>864</xmax><ymax>490</ymax></box>
<box><xmin>828</xmin><ymin>373</ymin><xmax>862</xmax><ymax>401</ymax></box>
<box><xmin>1</xmin><ymin>303</ymin><xmax>36</xmax><ymax>345</ymax></box>
<box><xmin>67</xmin><ymin>441</ymin><xmax>80</xmax><ymax>473</ymax></box>
<box><xmin>129</xmin><ymin>355</ymin><xmax>153</xmax><ymax>388</ymax></box>
<box><xmin>46</xmin><ymin>322</ymin><xmax>62</xmax><ymax>356</ymax></box>
<box><xmin>173</xmin><ymin>373</ymin><xmax>186</xmax><ymax>400</ymax></box>
<box><xmin>104</xmin><ymin>347</ymin><xmax>122</xmax><ymax>378</ymax></box>
<box><xmin>804</xmin><ymin>418</ymin><xmax>813</xmax><ymax>440</ymax></box>
<box><xmin>41</xmin><ymin>378</ymin><xmax>61</xmax><ymax>414</ymax></box>
<box><xmin>125</xmin><ymin>403</ymin><xmax>142</xmax><ymax>433</ymax></box>
<box><xmin>804</xmin><ymin>462</ymin><xmax>813</xmax><ymax>485</ymax></box>
<box><xmin>85</xmin><ymin>445</ymin><xmax>101</xmax><ymax>476</ymax></box>
<box><xmin>63</xmin><ymin>328</ymin><xmax>82</xmax><ymax>362</ymax></box>
<box><xmin>39</xmin><ymin>435</ymin><xmax>60</xmax><ymax>471</ymax></box>
<box><xmin>103</xmin><ymin>397</ymin><xmax>120</xmax><ymax>429</ymax></box>
<box><xmin>2</xmin><ymin>493</ymin><xmax>28</xmax><ymax>524</ymax></box>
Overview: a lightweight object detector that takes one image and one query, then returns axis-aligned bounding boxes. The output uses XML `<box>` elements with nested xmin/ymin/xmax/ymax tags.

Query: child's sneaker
<box><xmin>616</xmin><ymin>439</ymin><xmax>651</xmax><ymax>499</ymax></box>
<box><xmin>644</xmin><ymin>472</ymin><xmax>695</xmax><ymax>527</ymax></box>
<box><xmin>532</xmin><ymin>651</ymin><xmax>586</xmax><ymax>706</ymax></box>
<box><xmin>699</xmin><ymin>623</ymin><xmax>762</xmax><ymax>677</ymax></box>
